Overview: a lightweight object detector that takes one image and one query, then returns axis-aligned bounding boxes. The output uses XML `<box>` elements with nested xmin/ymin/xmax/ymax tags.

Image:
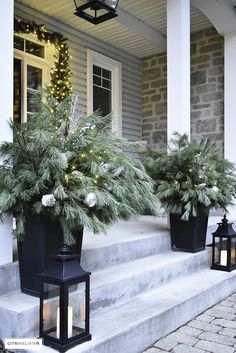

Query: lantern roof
<box><xmin>40</xmin><ymin>244</ymin><xmax>90</xmax><ymax>282</ymax></box>
<box><xmin>212</xmin><ymin>215</ymin><xmax>236</xmax><ymax>238</ymax></box>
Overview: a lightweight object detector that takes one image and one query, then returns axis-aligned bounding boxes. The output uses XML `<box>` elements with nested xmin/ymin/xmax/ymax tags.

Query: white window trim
<box><xmin>14</xmin><ymin>34</ymin><xmax>52</xmax><ymax>123</ymax></box>
<box><xmin>87</xmin><ymin>49</ymin><xmax>122</xmax><ymax>136</ymax></box>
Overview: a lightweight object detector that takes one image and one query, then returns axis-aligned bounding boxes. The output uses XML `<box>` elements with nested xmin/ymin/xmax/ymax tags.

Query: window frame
<box><xmin>14</xmin><ymin>34</ymin><xmax>52</xmax><ymax>123</ymax></box>
<box><xmin>87</xmin><ymin>49</ymin><xmax>122</xmax><ymax>136</ymax></box>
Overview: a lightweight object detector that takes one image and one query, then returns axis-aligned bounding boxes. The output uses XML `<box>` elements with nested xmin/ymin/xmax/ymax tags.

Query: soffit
<box><xmin>16</xmin><ymin>0</ymin><xmax>213</xmax><ymax>58</ymax></box>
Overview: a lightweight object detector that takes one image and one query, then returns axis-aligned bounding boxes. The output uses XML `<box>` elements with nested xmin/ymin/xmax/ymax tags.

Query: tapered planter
<box><xmin>18</xmin><ymin>214</ymin><xmax>83</xmax><ymax>297</ymax></box>
<box><xmin>169</xmin><ymin>210</ymin><xmax>209</xmax><ymax>253</ymax></box>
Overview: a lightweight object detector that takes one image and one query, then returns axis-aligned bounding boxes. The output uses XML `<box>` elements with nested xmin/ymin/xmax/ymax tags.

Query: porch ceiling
<box><xmin>16</xmin><ymin>0</ymin><xmax>213</xmax><ymax>58</ymax></box>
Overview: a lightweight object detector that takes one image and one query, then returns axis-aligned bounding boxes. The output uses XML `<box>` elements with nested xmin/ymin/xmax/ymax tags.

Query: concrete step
<box><xmin>0</xmin><ymin>249</ymin><xmax>210</xmax><ymax>340</ymax></box>
<box><xmin>1</xmin><ymin>217</ymin><xmax>170</xmax><ymax>296</ymax></box>
<box><xmin>29</xmin><ymin>268</ymin><xmax>236</xmax><ymax>353</ymax></box>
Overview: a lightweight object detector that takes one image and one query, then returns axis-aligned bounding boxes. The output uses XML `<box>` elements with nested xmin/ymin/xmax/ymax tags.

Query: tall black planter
<box><xmin>17</xmin><ymin>215</ymin><xmax>83</xmax><ymax>297</ymax></box>
<box><xmin>169</xmin><ymin>211</ymin><xmax>209</xmax><ymax>253</ymax></box>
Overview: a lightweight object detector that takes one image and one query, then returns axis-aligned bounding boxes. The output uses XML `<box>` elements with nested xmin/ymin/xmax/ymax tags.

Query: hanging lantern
<box><xmin>73</xmin><ymin>0</ymin><xmax>119</xmax><ymax>25</ymax></box>
<box><xmin>211</xmin><ymin>215</ymin><xmax>236</xmax><ymax>272</ymax></box>
<box><xmin>39</xmin><ymin>244</ymin><xmax>91</xmax><ymax>352</ymax></box>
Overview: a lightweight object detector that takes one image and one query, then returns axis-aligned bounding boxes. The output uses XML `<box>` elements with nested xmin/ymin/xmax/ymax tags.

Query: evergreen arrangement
<box><xmin>143</xmin><ymin>133</ymin><xmax>236</xmax><ymax>220</ymax></box>
<box><xmin>0</xmin><ymin>91</ymin><xmax>157</xmax><ymax>243</ymax></box>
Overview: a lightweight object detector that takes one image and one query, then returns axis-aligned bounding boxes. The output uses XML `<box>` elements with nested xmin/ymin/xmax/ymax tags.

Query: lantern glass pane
<box><xmin>218</xmin><ymin>237</ymin><xmax>228</xmax><ymax>266</ymax></box>
<box><xmin>231</xmin><ymin>238</ymin><xmax>236</xmax><ymax>265</ymax></box>
<box><xmin>42</xmin><ymin>283</ymin><xmax>60</xmax><ymax>339</ymax></box>
<box><xmin>68</xmin><ymin>282</ymin><xmax>86</xmax><ymax>338</ymax></box>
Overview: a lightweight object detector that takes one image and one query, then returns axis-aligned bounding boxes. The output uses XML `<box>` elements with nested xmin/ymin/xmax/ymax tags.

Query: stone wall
<box><xmin>142</xmin><ymin>27</ymin><xmax>224</xmax><ymax>152</ymax></box>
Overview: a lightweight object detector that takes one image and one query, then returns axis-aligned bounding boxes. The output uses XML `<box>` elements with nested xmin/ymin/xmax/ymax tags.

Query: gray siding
<box><xmin>14</xmin><ymin>1</ymin><xmax>142</xmax><ymax>141</ymax></box>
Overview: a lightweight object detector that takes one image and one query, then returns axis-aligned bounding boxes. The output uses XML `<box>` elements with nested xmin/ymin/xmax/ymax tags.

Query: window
<box><xmin>87</xmin><ymin>49</ymin><xmax>122</xmax><ymax>135</ymax></box>
<box><xmin>14</xmin><ymin>34</ymin><xmax>52</xmax><ymax>123</ymax></box>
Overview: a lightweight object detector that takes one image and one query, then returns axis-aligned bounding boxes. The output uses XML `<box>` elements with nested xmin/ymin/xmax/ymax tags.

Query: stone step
<box><xmin>28</xmin><ymin>268</ymin><xmax>236</xmax><ymax>353</ymax></box>
<box><xmin>0</xmin><ymin>217</ymin><xmax>170</xmax><ymax>296</ymax></box>
<box><xmin>0</xmin><ymin>249</ymin><xmax>210</xmax><ymax>339</ymax></box>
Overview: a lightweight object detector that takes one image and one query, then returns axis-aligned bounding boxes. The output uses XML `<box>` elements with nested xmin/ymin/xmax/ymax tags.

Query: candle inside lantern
<box><xmin>220</xmin><ymin>250</ymin><xmax>227</xmax><ymax>266</ymax></box>
<box><xmin>56</xmin><ymin>306</ymin><xmax>73</xmax><ymax>339</ymax></box>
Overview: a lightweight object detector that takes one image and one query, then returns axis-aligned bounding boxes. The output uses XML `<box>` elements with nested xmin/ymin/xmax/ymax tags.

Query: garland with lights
<box><xmin>14</xmin><ymin>18</ymin><xmax>72</xmax><ymax>101</ymax></box>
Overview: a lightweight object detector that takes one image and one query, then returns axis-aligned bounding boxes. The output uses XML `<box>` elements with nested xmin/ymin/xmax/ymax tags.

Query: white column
<box><xmin>224</xmin><ymin>33</ymin><xmax>236</xmax><ymax>219</ymax></box>
<box><xmin>167</xmin><ymin>0</ymin><xmax>191</xmax><ymax>140</ymax></box>
<box><xmin>0</xmin><ymin>0</ymin><xmax>14</xmax><ymax>264</ymax></box>
<box><xmin>224</xmin><ymin>33</ymin><xmax>236</xmax><ymax>164</ymax></box>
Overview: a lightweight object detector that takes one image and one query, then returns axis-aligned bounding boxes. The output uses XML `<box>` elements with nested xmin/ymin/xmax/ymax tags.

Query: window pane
<box><xmin>42</xmin><ymin>283</ymin><xmax>60</xmax><ymax>339</ymax></box>
<box><xmin>68</xmin><ymin>282</ymin><xmax>86</xmax><ymax>339</ymax></box>
<box><xmin>27</xmin><ymin>65</ymin><xmax>42</xmax><ymax>114</ymax></box>
<box><xmin>13</xmin><ymin>59</ymin><xmax>22</xmax><ymax>123</ymax></box>
<box><xmin>102</xmin><ymin>78</ymin><xmax>111</xmax><ymax>89</ymax></box>
<box><xmin>93</xmin><ymin>75</ymin><xmax>101</xmax><ymax>86</ymax></box>
<box><xmin>26</xmin><ymin>40</ymin><xmax>44</xmax><ymax>58</ymax></box>
<box><xmin>93</xmin><ymin>85</ymin><xmax>111</xmax><ymax>116</ymax></box>
<box><xmin>93</xmin><ymin>65</ymin><xmax>101</xmax><ymax>76</ymax></box>
<box><xmin>14</xmin><ymin>36</ymin><xmax>24</xmax><ymax>51</ymax></box>
<box><xmin>102</xmin><ymin>68</ymin><xmax>111</xmax><ymax>80</ymax></box>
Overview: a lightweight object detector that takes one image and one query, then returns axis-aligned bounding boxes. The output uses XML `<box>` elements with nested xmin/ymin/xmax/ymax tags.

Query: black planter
<box><xmin>17</xmin><ymin>215</ymin><xmax>83</xmax><ymax>297</ymax></box>
<box><xmin>169</xmin><ymin>211</ymin><xmax>209</xmax><ymax>253</ymax></box>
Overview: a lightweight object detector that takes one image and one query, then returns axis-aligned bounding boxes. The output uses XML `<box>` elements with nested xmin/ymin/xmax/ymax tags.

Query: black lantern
<box><xmin>73</xmin><ymin>0</ymin><xmax>119</xmax><ymax>25</ymax></box>
<box><xmin>39</xmin><ymin>244</ymin><xmax>91</xmax><ymax>352</ymax></box>
<box><xmin>211</xmin><ymin>215</ymin><xmax>236</xmax><ymax>272</ymax></box>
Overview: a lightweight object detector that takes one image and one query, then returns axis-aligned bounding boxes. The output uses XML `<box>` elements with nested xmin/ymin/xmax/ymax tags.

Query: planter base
<box><xmin>18</xmin><ymin>215</ymin><xmax>83</xmax><ymax>297</ymax></box>
<box><xmin>170</xmin><ymin>212</ymin><xmax>209</xmax><ymax>253</ymax></box>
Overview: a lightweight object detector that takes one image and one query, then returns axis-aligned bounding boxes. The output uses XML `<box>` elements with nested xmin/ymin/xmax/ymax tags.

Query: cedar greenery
<box><xmin>0</xmin><ymin>91</ymin><xmax>157</xmax><ymax>243</ymax></box>
<box><xmin>143</xmin><ymin>133</ymin><xmax>236</xmax><ymax>220</ymax></box>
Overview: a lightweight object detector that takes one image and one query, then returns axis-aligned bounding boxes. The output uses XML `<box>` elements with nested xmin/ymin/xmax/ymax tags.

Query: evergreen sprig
<box><xmin>0</xmin><ymin>91</ymin><xmax>157</xmax><ymax>243</ymax></box>
<box><xmin>143</xmin><ymin>133</ymin><xmax>236</xmax><ymax>220</ymax></box>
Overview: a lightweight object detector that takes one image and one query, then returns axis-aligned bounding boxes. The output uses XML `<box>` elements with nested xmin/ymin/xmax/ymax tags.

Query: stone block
<box><xmin>152</xmin><ymin>131</ymin><xmax>166</xmax><ymax>144</ymax></box>
<box><xmin>195</xmin><ymin>340</ymin><xmax>235</xmax><ymax>353</ymax></box>
<box><xmin>155</xmin><ymin>103</ymin><xmax>166</xmax><ymax>115</ymax></box>
<box><xmin>144</xmin><ymin>348</ymin><xmax>168</xmax><ymax>353</ymax></box>
<box><xmin>208</xmin><ymin>77</ymin><xmax>216</xmax><ymax>83</ymax></box>
<box><xmin>194</xmin><ymin>83</ymin><xmax>216</xmax><ymax>94</ymax></box>
<box><xmin>172</xmin><ymin>332</ymin><xmax>199</xmax><ymax>346</ymax></box>
<box><xmin>143</xmin><ymin>111</ymin><xmax>153</xmax><ymax>118</ymax></box>
<box><xmin>143</xmin><ymin>68</ymin><xmax>161</xmax><ymax>82</ymax></box>
<box><xmin>205</xmin><ymin>308</ymin><xmax>236</xmax><ymax>320</ymax></box>
<box><xmin>208</xmin><ymin>67</ymin><xmax>223</xmax><ymax>76</ymax></box>
<box><xmin>154</xmin><ymin>334</ymin><xmax>178</xmax><ymax>351</ymax></box>
<box><xmin>177</xmin><ymin>326</ymin><xmax>202</xmax><ymax>337</ymax></box>
<box><xmin>200</xmin><ymin>43</ymin><xmax>222</xmax><ymax>54</ymax></box>
<box><xmin>191</xmin><ymin>43</ymin><xmax>197</xmax><ymax>55</ymax></box>
<box><xmin>173</xmin><ymin>344</ymin><xmax>206</xmax><ymax>353</ymax></box>
<box><xmin>142</xmin><ymin>97</ymin><xmax>150</xmax><ymax>104</ymax></box>
<box><xmin>143</xmin><ymin>123</ymin><xmax>153</xmax><ymax>131</ymax></box>
<box><xmin>151</xmin><ymin>94</ymin><xmax>162</xmax><ymax>102</ymax></box>
<box><xmin>151</xmin><ymin>79</ymin><xmax>167</xmax><ymax>89</ymax></box>
<box><xmin>144</xmin><ymin>90</ymin><xmax>156</xmax><ymax>96</ymax></box>
<box><xmin>219</xmin><ymin>327</ymin><xmax>236</xmax><ymax>337</ymax></box>
<box><xmin>143</xmin><ymin>61</ymin><xmax>149</xmax><ymax>69</ymax></box>
<box><xmin>213</xmin><ymin>102</ymin><xmax>224</xmax><ymax>116</ymax></box>
<box><xmin>142</xmin><ymin>83</ymin><xmax>150</xmax><ymax>91</ymax></box>
<box><xmin>191</xmin><ymin>30</ymin><xmax>204</xmax><ymax>41</ymax></box>
<box><xmin>198</xmin><ymin>332</ymin><xmax>235</xmax><ymax>346</ymax></box>
<box><xmin>196</xmin><ymin>314</ymin><xmax>214</xmax><ymax>323</ymax></box>
<box><xmin>154</xmin><ymin>121</ymin><xmax>167</xmax><ymax>130</ymax></box>
<box><xmin>202</xmin><ymin>92</ymin><xmax>222</xmax><ymax>102</ymax></box>
<box><xmin>191</xmin><ymin>55</ymin><xmax>211</xmax><ymax>65</ymax></box>
<box><xmin>150</xmin><ymin>59</ymin><xmax>157</xmax><ymax>67</ymax></box>
<box><xmin>191</xmin><ymin>71</ymin><xmax>206</xmax><ymax>85</ymax></box>
<box><xmin>191</xmin><ymin>96</ymin><xmax>200</xmax><ymax>104</ymax></box>
<box><xmin>192</xmin><ymin>111</ymin><xmax>202</xmax><ymax>119</ymax></box>
<box><xmin>188</xmin><ymin>320</ymin><xmax>221</xmax><ymax>333</ymax></box>
<box><xmin>158</xmin><ymin>56</ymin><xmax>167</xmax><ymax>65</ymax></box>
<box><xmin>213</xmin><ymin>57</ymin><xmax>224</xmax><ymax>66</ymax></box>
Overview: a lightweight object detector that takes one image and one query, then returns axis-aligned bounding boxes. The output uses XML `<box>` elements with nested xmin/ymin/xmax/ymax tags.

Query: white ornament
<box><xmin>113</xmin><ymin>166</ymin><xmax>124</xmax><ymax>177</ymax></box>
<box><xmin>198</xmin><ymin>183</ymin><xmax>207</xmax><ymax>189</ymax></box>
<box><xmin>42</xmin><ymin>194</ymin><xmax>56</xmax><ymax>207</ymax></box>
<box><xmin>101</xmin><ymin>163</ymin><xmax>112</xmax><ymax>172</ymax></box>
<box><xmin>84</xmin><ymin>193</ymin><xmax>97</xmax><ymax>208</ymax></box>
<box><xmin>212</xmin><ymin>186</ymin><xmax>219</xmax><ymax>192</ymax></box>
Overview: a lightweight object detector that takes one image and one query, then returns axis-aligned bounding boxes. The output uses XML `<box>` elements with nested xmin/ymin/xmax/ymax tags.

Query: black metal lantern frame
<box><xmin>39</xmin><ymin>245</ymin><xmax>91</xmax><ymax>353</ymax></box>
<box><xmin>211</xmin><ymin>215</ymin><xmax>236</xmax><ymax>272</ymax></box>
<box><xmin>73</xmin><ymin>0</ymin><xmax>119</xmax><ymax>25</ymax></box>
